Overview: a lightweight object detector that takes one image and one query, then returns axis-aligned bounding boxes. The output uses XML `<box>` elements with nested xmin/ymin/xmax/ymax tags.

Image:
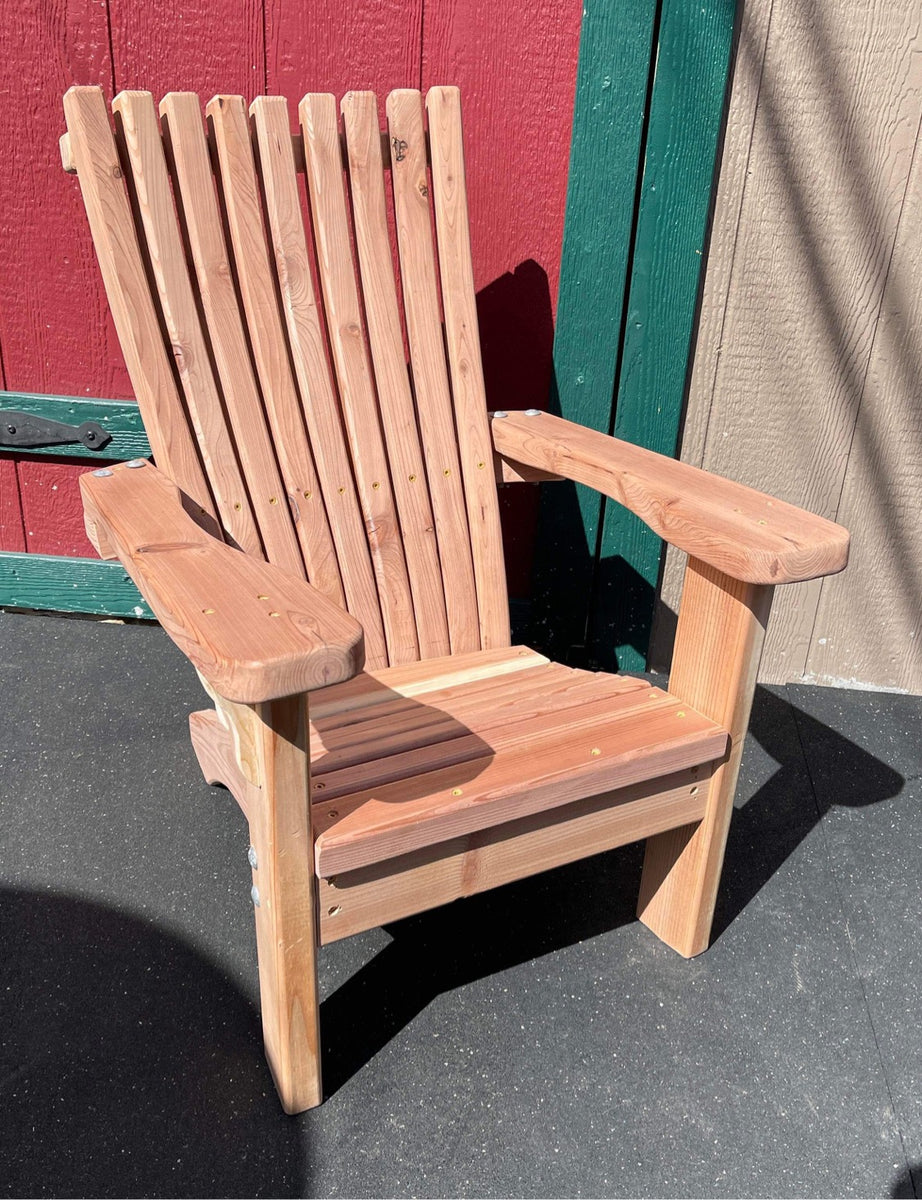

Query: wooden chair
<box><xmin>60</xmin><ymin>85</ymin><xmax>849</xmax><ymax>1113</ymax></box>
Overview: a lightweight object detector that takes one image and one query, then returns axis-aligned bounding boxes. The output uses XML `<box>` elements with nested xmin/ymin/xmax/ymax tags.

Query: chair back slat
<box><xmin>341</xmin><ymin>90</ymin><xmax>451</xmax><ymax>660</ymax></box>
<box><xmin>62</xmin><ymin>87</ymin><xmax>218</xmax><ymax>529</ymax></box>
<box><xmin>386</xmin><ymin>90</ymin><xmax>480</xmax><ymax>654</ymax></box>
<box><xmin>157</xmin><ymin>92</ymin><xmax>308</xmax><ymax>581</ymax></box>
<box><xmin>111</xmin><ymin>91</ymin><xmax>263</xmax><ymax>558</ymax></box>
<box><xmin>65</xmin><ymin>84</ymin><xmax>511</xmax><ymax>667</ymax></box>
<box><xmin>206</xmin><ymin>95</ymin><xmax>345</xmax><ymax>603</ymax></box>
<box><xmin>426</xmin><ymin>87</ymin><xmax>510</xmax><ymax>650</ymax></box>
<box><xmin>300</xmin><ymin>92</ymin><xmax>419</xmax><ymax>666</ymax></box>
<box><xmin>250</xmin><ymin>95</ymin><xmax>388</xmax><ymax>668</ymax></box>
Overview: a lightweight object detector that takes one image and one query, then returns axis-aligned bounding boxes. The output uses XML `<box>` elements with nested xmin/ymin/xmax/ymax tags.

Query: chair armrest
<box><xmin>80</xmin><ymin>461</ymin><xmax>364</xmax><ymax>702</ymax></box>
<box><xmin>491</xmin><ymin>411</ymin><xmax>849</xmax><ymax>585</ymax></box>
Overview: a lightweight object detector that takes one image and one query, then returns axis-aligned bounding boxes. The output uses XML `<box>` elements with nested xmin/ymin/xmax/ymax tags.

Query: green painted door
<box><xmin>533</xmin><ymin>0</ymin><xmax>738</xmax><ymax>672</ymax></box>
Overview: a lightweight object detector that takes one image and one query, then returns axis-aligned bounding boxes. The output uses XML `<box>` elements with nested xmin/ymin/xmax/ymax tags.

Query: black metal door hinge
<box><xmin>0</xmin><ymin>410</ymin><xmax>111</xmax><ymax>451</ymax></box>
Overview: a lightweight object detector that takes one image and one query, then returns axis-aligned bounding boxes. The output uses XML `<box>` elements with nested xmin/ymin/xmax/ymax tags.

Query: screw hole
<box><xmin>202</xmin><ymin>607</ymin><xmax>216</xmax><ymax>615</ymax></box>
<box><xmin>328</xmin><ymin>905</ymin><xmax>341</xmax><ymax>917</ymax></box>
<box><xmin>269</xmin><ymin>496</ymin><xmax>278</xmax><ymax>505</ymax></box>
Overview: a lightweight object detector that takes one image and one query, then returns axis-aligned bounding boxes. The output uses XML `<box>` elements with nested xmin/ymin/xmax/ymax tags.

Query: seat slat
<box><xmin>111</xmin><ymin>91</ymin><xmax>262</xmax><ymax>558</ymax></box>
<box><xmin>426</xmin><ymin>86</ymin><xmax>510</xmax><ymax>650</ymax></box>
<box><xmin>310</xmin><ymin>664</ymin><xmax>649</xmax><ymax>777</ymax></box>
<box><xmin>206</xmin><ymin>95</ymin><xmax>345</xmax><ymax>604</ymax></box>
<box><xmin>311</xmin><ymin>655</ymin><xmax>620</xmax><ymax>736</ymax></box>
<box><xmin>386</xmin><ymin>89</ymin><xmax>480</xmax><ymax>655</ymax></box>
<box><xmin>313</xmin><ymin>682</ymin><xmax>689</xmax><ymax>801</ymax></box>
<box><xmin>300</xmin><ymin>92</ymin><xmax>419</xmax><ymax>666</ymax></box>
<box><xmin>250</xmin><ymin>96</ymin><xmax>388</xmax><ymax>668</ymax></box>
<box><xmin>341</xmin><ymin>91</ymin><xmax>451</xmax><ymax>660</ymax></box>
<box><xmin>62</xmin><ymin>86</ymin><xmax>218</xmax><ymax>528</ymax></box>
<box><xmin>158</xmin><ymin>92</ymin><xmax>307</xmax><ymax>580</ymax></box>
<box><xmin>309</xmin><ymin>644</ymin><xmax>548</xmax><ymax>720</ymax></box>
<box><xmin>313</xmin><ymin>686</ymin><xmax>728</xmax><ymax>874</ymax></box>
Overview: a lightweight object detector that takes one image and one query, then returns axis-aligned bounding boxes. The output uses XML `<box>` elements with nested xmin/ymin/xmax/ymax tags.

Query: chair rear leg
<box><xmin>638</xmin><ymin>558</ymin><xmax>773</xmax><ymax>957</ymax></box>
<box><xmin>241</xmin><ymin>694</ymin><xmax>323</xmax><ymax>1113</ymax></box>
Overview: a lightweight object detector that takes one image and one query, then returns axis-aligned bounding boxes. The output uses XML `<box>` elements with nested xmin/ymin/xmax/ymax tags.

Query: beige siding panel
<box><xmin>653</xmin><ymin>0</ymin><xmax>775</xmax><ymax>665</ymax></box>
<box><xmin>807</xmin><ymin>118</ymin><xmax>922</xmax><ymax>692</ymax></box>
<box><xmin>655</xmin><ymin>0</ymin><xmax>922</xmax><ymax>688</ymax></box>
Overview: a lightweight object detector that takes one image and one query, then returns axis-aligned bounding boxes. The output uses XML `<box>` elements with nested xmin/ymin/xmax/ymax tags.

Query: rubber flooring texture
<box><xmin>1</xmin><ymin>610</ymin><xmax>919</xmax><ymax>1199</ymax></box>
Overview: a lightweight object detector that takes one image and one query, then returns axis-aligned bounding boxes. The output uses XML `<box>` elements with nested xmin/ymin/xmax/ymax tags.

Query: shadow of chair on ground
<box><xmin>320</xmin><ymin>682</ymin><xmax>905</xmax><ymax>1097</ymax></box>
<box><xmin>1</xmin><ymin>887</ymin><xmax>304</xmax><ymax>1198</ymax></box>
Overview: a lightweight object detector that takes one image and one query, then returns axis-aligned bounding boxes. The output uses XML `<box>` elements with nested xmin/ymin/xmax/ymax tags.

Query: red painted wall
<box><xmin>0</xmin><ymin>0</ymin><xmax>582</xmax><ymax>591</ymax></box>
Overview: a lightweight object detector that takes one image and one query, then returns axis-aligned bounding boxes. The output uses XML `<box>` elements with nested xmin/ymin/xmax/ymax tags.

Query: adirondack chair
<box><xmin>60</xmin><ymin>84</ymin><xmax>849</xmax><ymax>1113</ymax></box>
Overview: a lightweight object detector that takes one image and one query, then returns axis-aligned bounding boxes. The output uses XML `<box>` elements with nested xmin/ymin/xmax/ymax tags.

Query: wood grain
<box><xmin>250</xmin><ymin>95</ymin><xmax>387</xmax><ymax>667</ymax></box>
<box><xmin>341</xmin><ymin>90</ymin><xmax>450</xmax><ymax>659</ymax></box>
<box><xmin>63</xmin><ymin>86</ymin><xmax>217</xmax><ymax>525</ymax></box>
<box><xmin>80</xmin><ymin>459</ymin><xmax>364</xmax><ymax>703</ymax></box>
<box><xmin>158</xmin><ymin>91</ymin><xmax>306</xmax><ymax>579</ymax></box>
<box><xmin>246</xmin><ymin>693</ymin><xmax>323</xmax><ymax>1113</ymax></box>
<box><xmin>426</xmin><ymin>86</ymin><xmax>510</xmax><ymax>649</ymax></box>
<box><xmin>492</xmin><ymin>411</ymin><xmax>850</xmax><ymax>584</ymax></box>
<box><xmin>309</xmin><ymin>644</ymin><xmax>548</xmax><ymax>720</ymax></box>
<box><xmin>207</xmin><ymin>93</ymin><xmax>345</xmax><ymax>602</ymax></box>
<box><xmin>300</xmin><ymin>92</ymin><xmax>419</xmax><ymax>665</ymax></box>
<box><xmin>320</xmin><ymin>766</ymin><xmax>711</xmax><ymax>943</ymax></box>
<box><xmin>386</xmin><ymin>88</ymin><xmax>480</xmax><ymax>655</ymax></box>
<box><xmin>638</xmin><ymin>558</ymin><xmax>772</xmax><ymax>956</ymax></box>
<box><xmin>111</xmin><ymin>90</ymin><xmax>263</xmax><ymax>557</ymax></box>
<box><xmin>313</xmin><ymin>684</ymin><xmax>726</xmax><ymax>874</ymax></box>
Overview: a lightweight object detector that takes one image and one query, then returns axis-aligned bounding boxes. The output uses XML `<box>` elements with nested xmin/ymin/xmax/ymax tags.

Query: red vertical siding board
<box><xmin>422</xmin><ymin>0</ymin><xmax>583</xmax><ymax>595</ymax></box>
<box><xmin>0</xmin><ymin>0</ymin><xmax>124</xmax><ymax>398</ymax></box>
<box><xmin>18</xmin><ymin>460</ymin><xmax>97</xmax><ymax>557</ymax></box>
<box><xmin>0</xmin><ymin>460</ymin><xmax>26</xmax><ymax>552</ymax></box>
<box><xmin>108</xmin><ymin>0</ymin><xmax>266</xmax><ymax>98</ymax></box>
<box><xmin>266</xmin><ymin>0</ymin><xmax>424</xmax><ymax>105</ymax></box>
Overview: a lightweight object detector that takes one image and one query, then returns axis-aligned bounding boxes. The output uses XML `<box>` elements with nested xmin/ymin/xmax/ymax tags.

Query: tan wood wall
<box><xmin>651</xmin><ymin>0</ymin><xmax>922</xmax><ymax>693</ymax></box>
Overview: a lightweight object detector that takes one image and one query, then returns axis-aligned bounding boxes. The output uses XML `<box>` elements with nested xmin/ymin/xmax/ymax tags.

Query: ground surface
<box><xmin>1</xmin><ymin>609</ymin><xmax>920</xmax><ymax>1199</ymax></box>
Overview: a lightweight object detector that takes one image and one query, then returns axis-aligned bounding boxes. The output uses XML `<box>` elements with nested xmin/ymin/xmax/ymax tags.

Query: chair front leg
<box><xmin>226</xmin><ymin>693</ymin><xmax>323</xmax><ymax>1112</ymax></box>
<box><xmin>637</xmin><ymin>557</ymin><xmax>773</xmax><ymax>957</ymax></box>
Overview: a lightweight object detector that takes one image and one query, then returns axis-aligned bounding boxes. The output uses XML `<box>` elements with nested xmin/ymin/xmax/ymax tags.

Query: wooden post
<box><xmin>245</xmin><ymin>694</ymin><xmax>323</xmax><ymax>1113</ymax></box>
<box><xmin>637</xmin><ymin>557</ymin><xmax>773</xmax><ymax>957</ymax></box>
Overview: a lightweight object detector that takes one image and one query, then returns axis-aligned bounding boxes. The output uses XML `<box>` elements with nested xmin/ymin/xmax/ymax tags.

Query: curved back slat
<box><xmin>158</xmin><ymin>92</ymin><xmax>308</xmax><ymax>581</ymax></box>
<box><xmin>206</xmin><ymin>94</ymin><xmax>344</xmax><ymax>604</ymax></box>
<box><xmin>250</xmin><ymin>95</ymin><xmax>388</xmax><ymax>668</ymax></box>
<box><xmin>300</xmin><ymin>92</ymin><xmax>419</xmax><ymax>666</ymax></box>
<box><xmin>62</xmin><ymin>86</ymin><xmax>218</xmax><ymax>530</ymax></box>
<box><xmin>426</xmin><ymin>86</ymin><xmax>511</xmax><ymax>650</ymax></box>
<box><xmin>111</xmin><ymin>90</ymin><xmax>262</xmax><ymax>558</ymax></box>
<box><xmin>386</xmin><ymin>89</ymin><xmax>480</xmax><ymax>654</ymax></box>
<box><xmin>64</xmin><ymin>84</ymin><xmax>510</xmax><ymax>668</ymax></box>
<box><xmin>341</xmin><ymin>90</ymin><xmax>450</xmax><ymax>661</ymax></box>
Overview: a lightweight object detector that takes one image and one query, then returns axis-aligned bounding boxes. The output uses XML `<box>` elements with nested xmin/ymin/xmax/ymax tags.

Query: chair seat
<box><xmin>309</xmin><ymin>646</ymin><xmax>729</xmax><ymax>876</ymax></box>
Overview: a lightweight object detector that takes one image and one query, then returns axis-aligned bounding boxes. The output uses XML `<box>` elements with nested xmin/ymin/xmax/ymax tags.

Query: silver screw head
<box><xmin>247</xmin><ymin>845</ymin><xmax>258</xmax><ymax>870</ymax></box>
<box><xmin>250</xmin><ymin>885</ymin><xmax>261</xmax><ymax>907</ymax></box>
<box><xmin>524</xmin><ymin>408</ymin><xmax>541</xmax><ymax>416</ymax></box>
<box><xmin>492</xmin><ymin>410</ymin><xmax>508</xmax><ymax>419</ymax></box>
<box><xmin>92</xmin><ymin>468</ymin><xmax>113</xmax><ymax>478</ymax></box>
<box><xmin>125</xmin><ymin>459</ymin><xmax>146</xmax><ymax>468</ymax></box>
